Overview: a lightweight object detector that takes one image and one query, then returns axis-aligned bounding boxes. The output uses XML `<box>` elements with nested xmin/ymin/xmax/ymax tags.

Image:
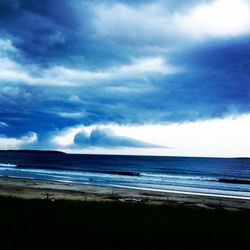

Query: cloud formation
<box><xmin>0</xmin><ymin>132</ymin><xmax>37</xmax><ymax>149</ymax></box>
<box><xmin>0</xmin><ymin>50</ymin><xmax>177</xmax><ymax>86</ymax></box>
<box><xmin>73</xmin><ymin>127</ymin><xmax>163</xmax><ymax>148</ymax></box>
<box><xmin>0</xmin><ymin>38</ymin><xmax>17</xmax><ymax>54</ymax></box>
<box><xmin>173</xmin><ymin>0</ymin><xmax>250</xmax><ymax>39</ymax></box>
<box><xmin>0</xmin><ymin>0</ymin><xmax>249</xmax><ymax>153</ymax></box>
<box><xmin>94</xmin><ymin>0</ymin><xmax>250</xmax><ymax>43</ymax></box>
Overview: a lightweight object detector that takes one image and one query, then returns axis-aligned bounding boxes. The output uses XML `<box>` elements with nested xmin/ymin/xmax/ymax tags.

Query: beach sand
<box><xmin>1</xmin><ymin>176</ymin><xmax>250</xmax><ymax>249</ymax></box>
<box><xmin>0</xmin><ymin>176</ymin><xmax>249</xmax><ymax>210</ymax></box>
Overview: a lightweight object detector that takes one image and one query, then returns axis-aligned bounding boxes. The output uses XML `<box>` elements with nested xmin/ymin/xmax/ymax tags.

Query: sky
<box><xmin>0</xmin><ymin>0</ymin><xmax>250</xmax><ymax>157</ymax></box>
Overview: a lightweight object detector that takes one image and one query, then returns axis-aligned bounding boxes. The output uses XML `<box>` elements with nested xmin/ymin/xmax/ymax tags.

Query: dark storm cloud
<box><xmin>0</xmin><ymin>0</ymin><xmax>93</xmax><ymax>66</ymax></box>
<box><xmin>0</xmin><ymin>0</ymin><xmax>250</xmax><ymax>149</ymax></box>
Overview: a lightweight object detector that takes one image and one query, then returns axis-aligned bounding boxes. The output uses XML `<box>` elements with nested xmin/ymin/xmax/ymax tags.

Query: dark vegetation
<box><xmin>0</xmin><ymin>196</ymin><xmax>249</xmax><ymax>250</ymax></box>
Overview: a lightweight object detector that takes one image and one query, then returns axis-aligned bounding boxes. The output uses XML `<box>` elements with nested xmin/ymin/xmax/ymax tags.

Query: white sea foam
<box><xmin>0</xmin><ymin>163</ymin><xmax>16</xmax><ymax>168</ymax></box>
<box><xmin>92</xmin><ymin>183</ymin><xmax>250</xmax><ymax>200</ymax></box>
<box><xmin>140</xmin><ymin>173</ymin><xmax>217</xmax><ymax>181</ymax></box>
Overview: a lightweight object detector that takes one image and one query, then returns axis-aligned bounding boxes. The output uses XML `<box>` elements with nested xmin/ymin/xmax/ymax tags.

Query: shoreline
<box><xmin>0</xmin><ymin>176</ymin><xmax>250</xmax><ymax>210</ymax></box>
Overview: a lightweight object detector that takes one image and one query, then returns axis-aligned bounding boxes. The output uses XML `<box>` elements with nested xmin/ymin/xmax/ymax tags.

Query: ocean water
<box><xmin>0</xmin><ymin>152</ymin><xmax>250</xmax><ymax>198</ymax></box>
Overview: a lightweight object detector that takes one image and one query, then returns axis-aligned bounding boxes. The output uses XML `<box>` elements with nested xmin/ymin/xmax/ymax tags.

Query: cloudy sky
<box><xmin>0</xmin><ymin>0</ymin><xmax>250</xmax><ymax>157</ymax></box>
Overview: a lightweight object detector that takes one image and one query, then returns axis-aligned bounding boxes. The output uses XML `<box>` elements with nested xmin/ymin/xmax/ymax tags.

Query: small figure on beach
<box><xmin>41</xmin><ymin>192</ymin><xmax>54</xmax><ymax>201</ymax></box>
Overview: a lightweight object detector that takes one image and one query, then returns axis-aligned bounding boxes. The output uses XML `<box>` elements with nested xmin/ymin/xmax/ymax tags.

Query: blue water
<box><xmin>0</xmin><ymin>152</ymin><xmax>250</xmax><ymax>198</ymax></box>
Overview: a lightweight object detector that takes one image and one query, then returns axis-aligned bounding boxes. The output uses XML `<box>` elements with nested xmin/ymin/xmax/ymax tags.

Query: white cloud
<box><xmin>0</xmin><ymin>132</ymin><xmax>38</xmax><ymax>150</ymax></box>
<box><xmin>0</xmin><ymin>38</ymin><xmax>17</xmax><ymax>54</ymax></box>
<box><xmin>52</xmin><ymin>126</ymin><xmax>86</xmax><ymax>147</ymax></box>
<box><xmin>56</xmin><ymin>112</ymin><xmax>84</xmax><ymax>119</ymax></box>
<box><xmin>0</xmin><ymin>56</ymin><xmax>178</xmax><ymax>86</ymax></box>
<box><xmin>114</xmin><ymin>57</ymin><xmax>175</xmax><ymax>76</ymax></box>
<box><xmin>0</xmin><ymin>122</ymin><xmax>8</xmax><ymax>127</ymax></box>
<box><xmin>174</xmin><ymin>0</ymin><xmax>250</xmax><ymax>39</ymax></box>
<box><xmin>41</xmin><ymin>56</ymin><xmax>177</xmax><ymax>85</ymax></box>
<box><xmin>68</xmin><ymin>95</ymin><xmax>83</xmax><ymax>103</ymax></box>
<box><xmin>94</xmin><ymin>3</ymin><xmax>171</xmax><ymax>41</ymax></box>
<box><xmin>93</xmin><ymin>0</ymin><xmax>250</xmax><ymax>42</ymax></box>
<box><xmin>52</xmin><ymin>114</ymin><xmax>250</xmax><ymax>157</ymax></box>
<box><xmin>0</xmin><ymin>37</ymin><xmax>178</xmax><ymax>86</ymax></box>
<box><xmin>0</xmin><ymin>57</ymin><xmax>31</xmax><ymax>83</ymax></box>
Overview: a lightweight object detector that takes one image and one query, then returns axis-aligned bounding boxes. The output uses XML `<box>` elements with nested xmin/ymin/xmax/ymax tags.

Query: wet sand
<box><xmin>0</xmin><ymin>176</ymin><xmax>250</xmax><ymax>210</ymax></box>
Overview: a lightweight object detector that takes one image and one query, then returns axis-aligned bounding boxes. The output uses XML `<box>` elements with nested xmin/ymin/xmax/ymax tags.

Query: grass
<box><xmin>0</xmin><ymin>196</ymin><xmax>249</xmax><ymax>250</ymax></box>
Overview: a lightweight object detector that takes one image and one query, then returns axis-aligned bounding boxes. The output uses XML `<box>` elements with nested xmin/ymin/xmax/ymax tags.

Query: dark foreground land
<box><xmin>0</xmin><ymin>196</ymin><xmax>250</xmax><ymax>250</ymax></box>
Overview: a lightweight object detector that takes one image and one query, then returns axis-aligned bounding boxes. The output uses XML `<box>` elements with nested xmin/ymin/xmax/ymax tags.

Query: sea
<box><xmin>0</xmin><ymin>151</ymin><xmax>250</xmax><ymax>199</ymax></box>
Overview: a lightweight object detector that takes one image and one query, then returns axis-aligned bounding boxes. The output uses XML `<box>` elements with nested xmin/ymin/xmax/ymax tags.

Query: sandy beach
<box><xmin>1</xmin><ymin>176</ymin><xmax>249</xmax><ymax>211</ymax></box>
<box><xmin>1</xmin><ymin>176</ymin><xmax>250</xmax><ymax>249</ymax></box>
